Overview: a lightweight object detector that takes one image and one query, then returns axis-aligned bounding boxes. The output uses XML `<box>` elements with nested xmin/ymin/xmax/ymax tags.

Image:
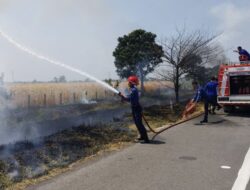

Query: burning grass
<box><xmin>0</xmin><ymin>124</ymin><xmax>136</xmax><ymax>189</ymax></box>
<box><xmin>0</xmin><ymin>98</ymin><xmax>194</xmax><ymax>189</ymax></box>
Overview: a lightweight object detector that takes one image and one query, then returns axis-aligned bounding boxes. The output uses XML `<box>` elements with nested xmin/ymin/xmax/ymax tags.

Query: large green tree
<box><xmin>113</xmin><ymin>29</ymin><xmax>163</xmax><ymax>93</ymax></box>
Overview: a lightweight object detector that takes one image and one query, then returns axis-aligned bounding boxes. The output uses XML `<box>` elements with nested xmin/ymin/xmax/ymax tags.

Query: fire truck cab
<box><xmin>218</xmin><ymin>62</ymin><xmax>250</xmax><ymax>112</ymax></box>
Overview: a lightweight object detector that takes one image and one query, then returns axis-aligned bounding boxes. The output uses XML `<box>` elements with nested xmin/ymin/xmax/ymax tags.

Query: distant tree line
<box><xmin>52</xmin><ymin>75</ymin><xmax>67</xmax><ymax>83</ymax></box>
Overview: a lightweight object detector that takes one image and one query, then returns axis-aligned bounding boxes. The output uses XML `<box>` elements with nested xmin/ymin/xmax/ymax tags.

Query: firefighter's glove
<box><xmin>118</xmin><ymin>92</ymin><xmax>125</xmax><ymax>103</ymax></box>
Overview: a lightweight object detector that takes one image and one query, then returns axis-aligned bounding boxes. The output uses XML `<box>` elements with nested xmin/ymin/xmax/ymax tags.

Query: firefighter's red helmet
<box><xmin>128</xmin><ymin>75</ymin><xmax>139</xmax><ymax>85</ymax></box>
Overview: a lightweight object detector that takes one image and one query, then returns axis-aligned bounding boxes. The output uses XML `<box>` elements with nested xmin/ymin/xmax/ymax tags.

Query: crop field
<box><xmin>5</xmin><ymin>81</ymin><xmax>173</xmax><ymax>108</ymax></box>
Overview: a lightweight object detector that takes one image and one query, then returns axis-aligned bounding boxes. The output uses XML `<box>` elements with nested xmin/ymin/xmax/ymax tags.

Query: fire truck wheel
<box><xmin>223</xmin><ymin>105</ymin><xmax>235</xmax><ymax>113</ymax></box>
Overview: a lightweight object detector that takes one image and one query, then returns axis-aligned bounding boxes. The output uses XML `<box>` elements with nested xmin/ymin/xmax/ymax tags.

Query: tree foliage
<box><xmin>113</xmin><ymin>29</ymin><xmax>163</xmax><ymax>92</ymax></box>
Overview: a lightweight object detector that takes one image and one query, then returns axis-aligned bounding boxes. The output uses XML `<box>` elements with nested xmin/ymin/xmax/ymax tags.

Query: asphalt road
<box><xmin>29</xmin><ymin>112</ymin><xmax>250</xmax><ymax>190</ymax></box>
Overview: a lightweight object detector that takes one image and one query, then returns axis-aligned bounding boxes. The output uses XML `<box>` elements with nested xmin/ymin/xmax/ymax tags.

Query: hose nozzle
<box><xmin>117</xmin><ymin>91</ymin><xmax>126</xmax><ymax>102</ymax></box>
<box><xmin>117</xmin><ymin>91</ymin><xmax>122</xmax><ymax>97</ymax></box>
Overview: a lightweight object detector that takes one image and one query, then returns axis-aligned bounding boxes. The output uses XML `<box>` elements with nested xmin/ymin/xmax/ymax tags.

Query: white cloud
<box><xmin>210</xmin><ymin>3</ymin><xmax>250</xmax><ymax>60</ymax></box>
<box><xmin>211</xmin><ymin>3</ymin><xmax>250</xmax><ymax>29</ymax></box>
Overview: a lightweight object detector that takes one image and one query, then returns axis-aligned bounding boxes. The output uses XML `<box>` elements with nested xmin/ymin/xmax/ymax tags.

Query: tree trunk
<box><xmin>175</xmin><ymin>67</ymin><xmax>180</xmax><ymax>103</ymax></box>
<box><xmin>175</xmin><ymin>85</ymin><xmax>179</xmax><ymax>103</ymax></box>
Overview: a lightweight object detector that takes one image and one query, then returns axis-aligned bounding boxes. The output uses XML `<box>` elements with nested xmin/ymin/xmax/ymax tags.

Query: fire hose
<box><xmin>142</xmin><ymin>111</ymin><xmax>204</xmax><ymax>140</ymax></box>
<box><xmin>118</xmin><ymin>92</ymin><xmax>204</xmax><ymax>140</ymax></box>
<box><xmin>142</xmin><ymin>100</ymin><xmax>204</xmax><ymax>139</ymax></box>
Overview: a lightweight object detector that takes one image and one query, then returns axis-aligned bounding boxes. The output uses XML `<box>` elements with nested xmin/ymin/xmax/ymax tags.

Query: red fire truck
<box><xmin>217</xmin><ymin>62</ymin><xmax>250</xmax><ymax>112</ymax></box>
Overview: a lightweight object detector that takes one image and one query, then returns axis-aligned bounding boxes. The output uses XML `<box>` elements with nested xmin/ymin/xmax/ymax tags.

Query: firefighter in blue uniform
<box><xmin>191</xmin><ymin>81</ymin><xmax>209</xmax><ymax>123</ymax></box>
<box><xmin>119</xmin><ymin>76</ymin><xmax>150</xmax><ymax>143</ymax></box>
<box><xmin>234</xmin><ymin>46</ymin><xmax>250</xmax><ymax>62</ymax></box>
<box><xmin>205</xmin><ymin>76</ymin><xmax>221</xmax><ymax>114</ymax></box>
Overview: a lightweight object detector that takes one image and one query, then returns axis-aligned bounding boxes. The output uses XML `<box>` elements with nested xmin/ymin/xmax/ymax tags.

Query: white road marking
<box><xmin>220</xmin><ymin>165</ymin><xmax>231</xmax><ymax>169</ymax></box>
<box><xmin>232</xmin><ymin>146</ymin><xmax>250</xmax><ymax>190</ymax></box>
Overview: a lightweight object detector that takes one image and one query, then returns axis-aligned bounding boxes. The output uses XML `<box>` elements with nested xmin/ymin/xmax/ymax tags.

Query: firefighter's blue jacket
<box><xmin>205</xmin><ymin>81</ymin><xmax>218</xmax><ymax>97</ymax></box>
<box><xmin>193</xmin><ymin>86</ymin><xmax>207</xmax><ymax>103</ymax></box>
<box><xmin>123</xmin><ymin>85</ymin><xmax>140</xmax><ymax>107</ymax></box>
<box><xmin>122</xmin><ymin>85</ymin><xmax>148</xmax><ymax>140</ymax></box>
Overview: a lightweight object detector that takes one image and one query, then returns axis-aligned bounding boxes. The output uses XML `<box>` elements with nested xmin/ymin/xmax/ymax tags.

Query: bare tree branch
<box><xmin>154</xmin><ymin>27</ymin><xmax>224</xmax><ymax>102</ymax></box>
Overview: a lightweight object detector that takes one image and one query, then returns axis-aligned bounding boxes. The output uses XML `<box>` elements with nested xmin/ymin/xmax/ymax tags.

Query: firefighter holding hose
<box><xmin>183</xmin><ymin>81</ymin><xmax>208</xmax><ymax>123</ymax></box>
<box><xmin>118</xmin><ymin>76</ymin><xmax>150</xmax><ymax>143</ymax></box>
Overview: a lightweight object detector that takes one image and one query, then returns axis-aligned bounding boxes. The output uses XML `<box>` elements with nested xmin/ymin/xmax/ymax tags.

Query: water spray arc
<box><xmin>0</xmin><ymin>29</ymin><xmax>206</xmax><ymax>142</ymax></box>
<box><xmin>0</xmin><ymin>29</ymin><xmax>119</xmax><ymax>94</ymax></box>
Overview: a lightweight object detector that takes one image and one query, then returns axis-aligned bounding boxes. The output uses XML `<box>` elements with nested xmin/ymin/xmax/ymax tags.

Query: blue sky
<box><xmin>0</xmin><ymin>0</ymin><xmax>249</xmax><ymax>82</ymax></box>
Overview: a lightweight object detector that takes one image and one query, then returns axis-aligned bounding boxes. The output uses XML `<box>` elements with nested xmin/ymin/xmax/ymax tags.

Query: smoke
<box><xmin>0</xmin><ymin>94</ymin><xmax>131</xmax><ymax>180</ymax></box>
<box><xmin>0</xmin><ymin>86</ymin><xmax>37</xmax><ymax>144</ymax></box>
<box><xmin>0</xmin><ymin>108</ymin><xmax>39</xmax><ymax>145</ymax></box>
<box><xmin>0</xmin><ymin>96</ymin><xmax>128</xmax><ymax>145</ymax></box>
<box><xmin>80</xmin><ymin>98</ymin><xmax>97</xmax><ymax>105</ymax></box>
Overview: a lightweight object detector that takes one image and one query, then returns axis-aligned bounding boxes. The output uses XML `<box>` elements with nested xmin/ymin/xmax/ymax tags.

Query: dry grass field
<box><xmin>6</xmin><ymin>81</ymin><xmax>173</xmax><ymax>108</ymax></box>
<box><xmin>6</xmin><ymin>82</ymin><xmax>110</xmax><ymax>108</ymax></box>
